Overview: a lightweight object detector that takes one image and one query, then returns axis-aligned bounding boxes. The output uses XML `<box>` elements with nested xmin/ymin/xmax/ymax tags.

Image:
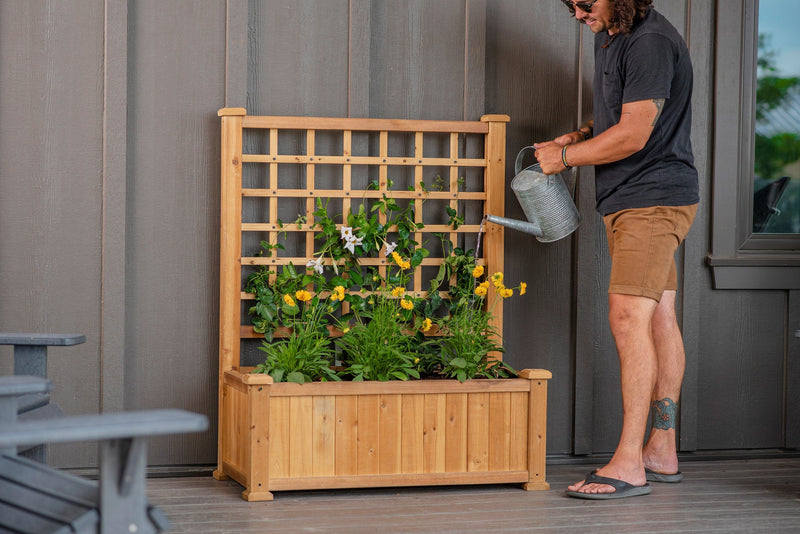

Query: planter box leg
<box><xmin>521</xmin><ymin>370</ymin><xmax>550</xmax><ymax>491</ymax></box>
<box><xmin>243</xmin><ymin>382</ymin><xmax>273</xmax><ymax>501</ymax></box>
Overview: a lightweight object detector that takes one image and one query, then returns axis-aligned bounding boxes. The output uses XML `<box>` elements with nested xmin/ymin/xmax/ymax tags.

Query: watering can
<box><xmin>486</xmin><ymin>146</ymin><xmax>581</xmax><ymax>243</ymax></box>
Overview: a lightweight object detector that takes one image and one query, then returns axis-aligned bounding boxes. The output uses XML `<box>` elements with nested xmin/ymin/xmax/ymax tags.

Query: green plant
<box><xmin>245</xmin><ymin>190</ymin><xmax>527</xmax><ymax>382</ymax></box>
<box><xmin>245</xmin><ymin>261</ymin><xmax>329</xmax><ymax>342</ymax></box>
<box><xmin>251</xmin><ymin>289</ymin><xmax>341</xmax><ymax>383</ymax></box>
<box><xmin>423</xmin><ymin>244</ymin><xmax>523</xmax><ymax>382</ymax></box>
<box><xmin>336</xmin><ymin>292</ymin><xmax>421</xmax><ymax>381</ymax></box>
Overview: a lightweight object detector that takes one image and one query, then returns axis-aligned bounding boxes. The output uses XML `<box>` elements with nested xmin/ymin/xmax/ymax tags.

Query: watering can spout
<box><xmin>485</xmin><ymin>215</ymin><xmax>543</xmax><ymax>237</ymax></box>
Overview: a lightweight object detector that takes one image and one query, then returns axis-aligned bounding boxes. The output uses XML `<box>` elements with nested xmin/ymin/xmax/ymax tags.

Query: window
<box><xmin>708</xmin><ymin>0</ymin><xmax>800</xmax><ymax>289</ymax></box>
<box><xmin>753</xmin><ymin>2</ymin><xmax>800</xmax><ymax>235</ymax></box>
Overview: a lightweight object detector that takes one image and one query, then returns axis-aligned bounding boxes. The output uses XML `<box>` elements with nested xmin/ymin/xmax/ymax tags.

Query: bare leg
<box><xmin>642</xmin><ymin>289</ymin><xmax>683</xmax><ymax>475</ymax></box>
<box><xmin>568</xmin><ymin>293</ymin><xmax>657</xmax><ymax>495</ymax></box>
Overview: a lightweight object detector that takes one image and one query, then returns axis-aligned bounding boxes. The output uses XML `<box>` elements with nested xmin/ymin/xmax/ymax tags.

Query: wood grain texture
<box><xmin>148</xmin><ymin>459</ymin><xmax>800</xmax><ymax>533</ymax></box>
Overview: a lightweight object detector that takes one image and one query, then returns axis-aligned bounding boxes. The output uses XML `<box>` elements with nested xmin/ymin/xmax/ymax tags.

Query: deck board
<box><xmin>147</xmin><ymin>458</ymin><xmax>800</xmax><ymax>533</ymax></box>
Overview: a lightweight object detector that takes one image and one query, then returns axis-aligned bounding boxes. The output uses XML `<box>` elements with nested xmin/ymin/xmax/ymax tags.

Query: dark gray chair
<box><xmin>0</xmin><ymin>332</ymin><xmax>86</xmax><ymax>462</ymax></box>
<box><xmin>0</xmin><ymin>376</ymin><xmax>208</xmax><ymax>533</ymax></box>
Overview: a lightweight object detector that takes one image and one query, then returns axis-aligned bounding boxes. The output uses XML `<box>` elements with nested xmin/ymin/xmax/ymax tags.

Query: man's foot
<box><xmin>642</xmin><ymin>427</ymin><xmax>679</xmax><ymax>479</ymax></box>
<box><xmin>567</xmin><ymin>464</ymin><xmax>647</xmax><ymax>496</ymax></box>
<box><xmin>565</xmin><ymin>471</ymin><xmax>651</xmax><ymax>500</ymax></box>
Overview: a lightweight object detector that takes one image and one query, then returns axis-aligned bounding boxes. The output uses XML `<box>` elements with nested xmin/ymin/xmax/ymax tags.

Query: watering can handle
<box><xmin>515</xmin><ymin>146</ymin><xmax>539</xmax><ymax>176</ymax></box>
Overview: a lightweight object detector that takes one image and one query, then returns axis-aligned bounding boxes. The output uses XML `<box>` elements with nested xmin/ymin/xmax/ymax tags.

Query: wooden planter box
<box><xmin>215</xmin><ymin>110</ymin><xmax>553</xmax><ymax>500</ymax></box>
<box><xmin>214</xmin><ymin>367</ymin><xmax>551</xmax><ymax>501</ymax></box>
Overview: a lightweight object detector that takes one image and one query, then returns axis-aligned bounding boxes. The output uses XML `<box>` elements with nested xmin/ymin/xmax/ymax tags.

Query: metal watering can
<box><xmin>486</xmin><ymin>146</ymin><xmax>581</xmax><ymax>243</ymax></box>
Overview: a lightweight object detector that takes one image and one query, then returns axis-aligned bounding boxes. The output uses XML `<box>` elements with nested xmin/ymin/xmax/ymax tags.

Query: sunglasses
<box><xmin>560</xmin><ymin>0</ymin><xmax>599</xmax><ymax>13</ymax></box>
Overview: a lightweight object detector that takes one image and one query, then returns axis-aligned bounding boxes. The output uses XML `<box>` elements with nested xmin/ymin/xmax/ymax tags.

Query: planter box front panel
<box><xmin>267</xmin><ymin>387</ymin><xmax>530</xmax><ymax>483</ymax></box>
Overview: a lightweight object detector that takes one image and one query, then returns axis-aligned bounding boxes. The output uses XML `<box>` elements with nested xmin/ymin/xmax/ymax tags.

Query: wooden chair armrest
<box><xmin>0</xmin><ymin>333</ymin><xmax>86</xmax><ymax>346</ymax></box>
<box><xmin>0</xmin><ymin>376</ymin><xmax>52</xmax><ymax>397</ymax></box>
<box><xmin>0</xmin><ymin>409</ymin><xmax>208</xmax><ymax>449</ymax></box>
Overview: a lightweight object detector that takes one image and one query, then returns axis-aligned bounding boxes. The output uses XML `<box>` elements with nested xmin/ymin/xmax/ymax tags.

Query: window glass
<box><xmin>754</xmin><ymin>1</ymin><xmax>800</xmax><ymax>233</ymax></box>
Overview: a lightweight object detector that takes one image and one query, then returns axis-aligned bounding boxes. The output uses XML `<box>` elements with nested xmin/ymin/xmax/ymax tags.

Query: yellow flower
<box><xmin>400</xmin><ymin>297</ymin><xmax>414</xmax><ymax>310</ymax></box>
<box><xmin>421</xmin><ymin>318</ymin><xmax>432</xmax><ymax>332</ymax></box>
<box><xmin>391</xmin><ymin>251</ymin><xmax>411</xmax><ymax>270</ymax></box>
<box><xmin>391</xmin><ymin>286</ymin><xmax>406</xmax><ymax>297</ymax></box>
<box><xmin>475</xmin><ymin>284</ymin><xmax>488</xmax><ymax>296</ymax></box>
<box><xmin>342</xmin><ymin>326</ymin><xmax>351</xmax><ymax>334</ymax></box>
<box><xmin>330</xmin><ymin>285</ymin><xmax>346</xmax><ymax>301</ymax></box>
<box><xmin>500</xmin><ymin>287</ymin><xmax>513</xmax><ymax>298</ymax></box>
<box><xmin>472</xmin><ymin>265</ymin><xmax>484</xmax><ymax>278</ymax></box>
<box><xmin>414</xmin><ymin>357</ymin><xmax>420</xmax><ymax>364</ymax></box>
<box><xmin>283</xmin><ymin>294</ymin><xmax>296</xmax><ymax>307</ymax></box>
<box><xmin>295</xmin><ymin>289</ymin><xmax>312</xmax><ymax>302</ymax></box>
<box><xmin>519</xmin><ymin>282</ymin><xmax>527</xmax><ymax>295</ymax></box>
<box><xmin>491</xmin><ymin>272</ymin><xmax>504</xmax><ymax>287</ymax></box>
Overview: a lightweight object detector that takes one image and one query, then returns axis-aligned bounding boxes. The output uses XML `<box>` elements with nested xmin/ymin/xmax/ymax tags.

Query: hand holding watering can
<box><xmin>533</xmin><ymin>131</ymin><xmax>584</xmax><ymax>175</ymax></box>
<box><xmin>485</xmin><ymin>146</ymin><xmax>581</xmax><ymax>243</ymax></box>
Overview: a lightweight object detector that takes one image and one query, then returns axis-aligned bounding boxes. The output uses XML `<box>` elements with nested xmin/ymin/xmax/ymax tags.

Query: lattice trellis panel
<box><xmin>218</xmin><ymin>109</ymin><xmax>509</xmax><ymax>373</ymax></box>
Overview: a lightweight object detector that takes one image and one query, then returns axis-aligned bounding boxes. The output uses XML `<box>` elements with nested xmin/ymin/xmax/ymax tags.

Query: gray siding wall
<box><xmin>0</xmin><ymin>0</ymin><xmax>795</xmax><ymax>469</ymax></box>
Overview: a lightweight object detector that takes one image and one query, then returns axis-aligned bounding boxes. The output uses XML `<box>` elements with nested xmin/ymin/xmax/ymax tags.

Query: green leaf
<box><xmin>282</xmin><ymin>303</ymin><xmax>300</xmax><ymax>315</ymax></box>
<box><xmin>287</xmin><ymin>371</ymin><xmax>306</xmax><ymax>384</ymax></box>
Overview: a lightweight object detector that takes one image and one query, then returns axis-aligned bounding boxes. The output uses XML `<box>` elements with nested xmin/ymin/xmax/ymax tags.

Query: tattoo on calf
<box><xmin>651</xmin><ymin>397</ymin><xmax>677</xmax><ymax>430</ymax></box>
<box><xmin>651</xmin><ymin>98</ymin><xmax>665</xmax><ymax>126</ymax></box>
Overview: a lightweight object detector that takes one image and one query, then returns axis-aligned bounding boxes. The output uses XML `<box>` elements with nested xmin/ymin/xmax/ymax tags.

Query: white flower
<box><xmin>340</xmin><ymin>226</ymin><xmax>353</xmax><ymax>240</ymax></box>
<box><xmin>343</xmin><ymin>235</ymin><xmax>363</xmax><ymax>254</ymax></box>
<box><xmin>306</xmin><ymin>256</ymin><xmax>324</xmax><ymax>275</ymax></box>
<box><xmin>384</xmin><ymin>241</ymin><xmax>397</xmax><ymax>256</ymax></box>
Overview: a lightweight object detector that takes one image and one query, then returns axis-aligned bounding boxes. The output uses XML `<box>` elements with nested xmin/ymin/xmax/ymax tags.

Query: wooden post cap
<box><xmin>218</xmin><ymin>108</ymin><xmax>247</xmax><ymax>117</ymax></box>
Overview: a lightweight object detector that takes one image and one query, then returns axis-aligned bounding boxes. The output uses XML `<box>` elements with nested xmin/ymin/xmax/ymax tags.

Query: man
<box><xmin>534</xmin><ymin>0</ymin><xmax>699</xmax><ymax>500</ymax></box>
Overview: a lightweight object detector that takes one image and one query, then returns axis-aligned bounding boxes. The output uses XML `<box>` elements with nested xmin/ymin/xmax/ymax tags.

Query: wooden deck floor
<box><xmin>147</xmin><ymin>458</ymin><xmax>800</xmax><ymax>533</ymax></box>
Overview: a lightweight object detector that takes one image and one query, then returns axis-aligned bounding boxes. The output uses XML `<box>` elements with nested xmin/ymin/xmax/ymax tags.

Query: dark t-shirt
<box><xmin>593</xmin><ymin>8</ymin><xmax>699</xmax><ymax>216</ymax></box>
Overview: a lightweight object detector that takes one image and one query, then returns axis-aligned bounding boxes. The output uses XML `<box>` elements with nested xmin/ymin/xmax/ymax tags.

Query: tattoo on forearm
<box><xmin>651</xmin><ymin>397</ymin><xmax>677</xmax><ymax>430</ymax></box>
<box><xmin>651</xmin><ymin>98</ymin><xmax>665</xmax><ymax>126</ymax></box>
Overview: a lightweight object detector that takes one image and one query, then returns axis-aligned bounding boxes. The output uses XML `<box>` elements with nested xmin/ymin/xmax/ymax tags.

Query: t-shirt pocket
<box><xmin>602</xmin><ymin>69</ymin><xmax>623</xmax><ymax>117</ymax></box>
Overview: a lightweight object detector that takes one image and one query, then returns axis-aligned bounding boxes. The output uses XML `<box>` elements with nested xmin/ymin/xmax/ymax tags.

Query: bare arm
<box><xmin>533</xmin><ymin>99</ymin><xmax>664</xmax><ymax>174</ymax></box>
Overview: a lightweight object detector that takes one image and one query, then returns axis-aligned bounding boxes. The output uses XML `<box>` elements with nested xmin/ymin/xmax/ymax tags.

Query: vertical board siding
<box><xmin>0</xmin><ymin>0</ymin><xmax>104</xmax><ymax>468</ymax></box>
<box><xmin>126</xmin><ymin>0</ymin><xmax>225</xmax><ymax>466</ymax></box>
<box><xmin>369</xmin><ymin>0</ymin><xmax>467</xmax><ymax>120</ymax></box>
<box><xmin>247</xmin><ymin>0</ymin><xmax>350</xmax><ymax>117</ymax></box>
<box><xmin>680</xmin><ymin>0</ymin><xmax>715</xmax><ymax>452</ymax></box>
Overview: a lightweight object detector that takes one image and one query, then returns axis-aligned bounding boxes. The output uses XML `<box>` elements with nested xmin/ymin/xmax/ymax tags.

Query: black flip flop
<box><xmin>645</xmin><ymin>467</ymin><xmax>683</xmax><ymax>483</ymax></box>
<box><xmin>565</xmin><ymin>470</ymin><xmax>652</xmax><ymax>500</ymax></box>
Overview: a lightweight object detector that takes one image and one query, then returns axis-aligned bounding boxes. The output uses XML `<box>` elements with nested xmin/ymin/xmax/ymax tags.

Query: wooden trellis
<box><xmin>218</xmin><ymin>108</ymin><xmax>511</xmax><ymax>373</ymax></box>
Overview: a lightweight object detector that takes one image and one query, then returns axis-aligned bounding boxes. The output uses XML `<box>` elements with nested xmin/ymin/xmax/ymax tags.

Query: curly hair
<box><xmin>561</xmin><ymin>0</ymin><xmax>653</xmax><ymax>36</ymax></box>
<box><xmin>609</xmin><ymin>0</ymin><xmax>653</xmax><ymax>35</ymax></box>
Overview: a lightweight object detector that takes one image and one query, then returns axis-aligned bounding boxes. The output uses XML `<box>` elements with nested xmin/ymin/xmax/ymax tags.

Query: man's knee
<box><xmin>608</xmin><ymin>293</ymin><xmax>657</xmax><ymax>337</ymax></box>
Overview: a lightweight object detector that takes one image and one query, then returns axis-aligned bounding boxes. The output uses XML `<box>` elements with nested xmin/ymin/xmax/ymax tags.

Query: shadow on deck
<box><xmin>147</xmin><ymin>458</ymin><xmax>800</xmax><ymax>533</ymax></box>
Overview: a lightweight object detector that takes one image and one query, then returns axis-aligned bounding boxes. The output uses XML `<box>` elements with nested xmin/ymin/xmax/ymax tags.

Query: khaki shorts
<box><xmin>603</xmin><ymin>204</ymin><xmax>698</xmax><ymax>302</ymax></box>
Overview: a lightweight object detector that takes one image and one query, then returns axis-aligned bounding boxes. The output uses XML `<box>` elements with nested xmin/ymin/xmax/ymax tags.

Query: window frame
<box><xmin>708</xmin><ymin>0</ymin><xmax>800</xmax><ymax>289</ymax></box>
